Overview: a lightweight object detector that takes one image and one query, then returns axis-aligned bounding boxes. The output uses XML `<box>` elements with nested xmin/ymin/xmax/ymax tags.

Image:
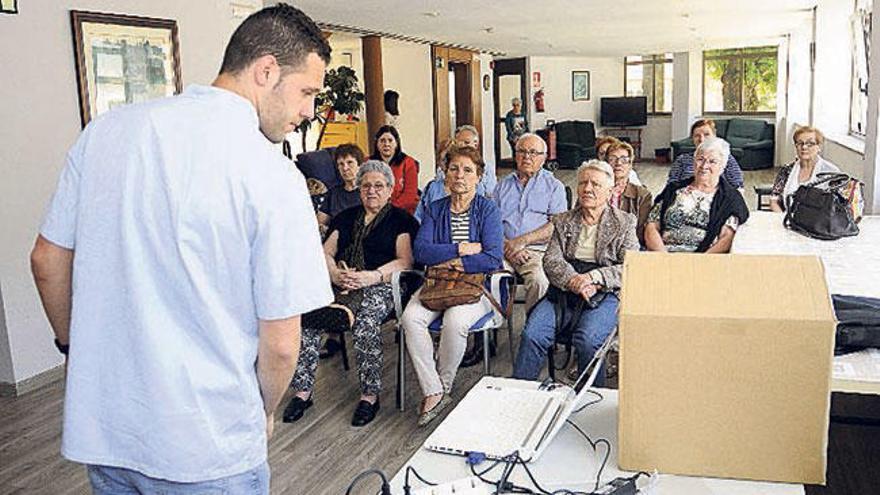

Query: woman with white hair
<box><xmin>505</xmin><ymin>97</ymin><xmax>528</xmax><ymax>156</ymax></box>
<box><xmin>512</xmin><ymin>160</ymin><xmax>638</xmax><ymax>383</ymax></box>
<box><xmin>283</xmin><ymin>160</ymin><xmax>418</xmax><ymax>427</ymax></box>
<box><xmin>645</xmin><ymin>137</ymin><xmax>749</xmax><ymax>253</ymax></box>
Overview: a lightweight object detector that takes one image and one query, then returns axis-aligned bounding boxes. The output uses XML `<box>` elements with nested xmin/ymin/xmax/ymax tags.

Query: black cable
<box><xmin>573</xmin><ymin>389</ymin><xmax>604</xmax><ymax>414</ymax></box>
<box><xmin>344</xmin><ymin>468</ymin><xmax>390</xmax><ymax>495</ymax></box>
<box><xmin>565</xmin><ymin>419</ymin><xmax>611</xmax><ymax>492</ymax></box>
<box><xmin>402</xmin><ymin>465</ymin><xmax>438</xmax><ymax>494</ymax></box>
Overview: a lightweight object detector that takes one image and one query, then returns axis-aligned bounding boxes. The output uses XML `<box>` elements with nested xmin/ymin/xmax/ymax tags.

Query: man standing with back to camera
<box><xmin>30</xmin><ymin>4</ymin><xmax>333</xmax><ymax>493</ymax></box>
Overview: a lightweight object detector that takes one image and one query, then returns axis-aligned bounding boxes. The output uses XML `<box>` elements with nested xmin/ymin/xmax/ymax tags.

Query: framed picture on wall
<box><xmin>0</xmin><ymin>0</ymin><xmax>18</xmax><ymax>14</ymax></box>
<box><xmin>70</xmin><ymin>10</ymin><xmax>182</xmax><ymax>127</ymax></box>
<box><xmin>572</xmin><ymin>71</ymin><xmax>590</xmax><ymax>101</ymax></box>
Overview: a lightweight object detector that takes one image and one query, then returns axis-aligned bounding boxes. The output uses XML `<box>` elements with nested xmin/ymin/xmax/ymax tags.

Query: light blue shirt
<box><xmin>40</xmin><ymin>85</ymin><xmax>333</xmax><ymax>482</ymax></box>
<box><xmin>493</xmin><ymin>169</ymin><xmax>567</xmax><ymax>240</ymax></box>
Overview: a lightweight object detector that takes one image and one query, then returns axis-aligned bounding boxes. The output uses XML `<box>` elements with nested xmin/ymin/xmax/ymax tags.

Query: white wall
<box><xmin>670</xmin><ymin>50</ymin><xmax>704</xmax><ymax>141</ymax></box>
<box><xmin>527</xmin><ymin>56</ymin><xmax>624</xmax><ymax>133</ymax></box>
<box><xmin>0</xmin><ymin>0</ymin><xmax>234</xmax><ymax>386</ymax></box>
<box><xmin>380</xmin><ymin>39</ymin><xmax>436</xmax><ymax>186</ymax></box>
<box><xmin>641</xmin><ymin>116</ymin><xmax>672</xmax><ymax>160</ymax></box>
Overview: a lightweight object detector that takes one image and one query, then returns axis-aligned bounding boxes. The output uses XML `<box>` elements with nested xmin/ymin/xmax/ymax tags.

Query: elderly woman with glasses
<box><xmin>769</xmin><ymin>126</ymin><xmax>841</xmax><ymax>212</ymax></box>
<box><xmin>512</xmin><ymin>160</ymin><xmax>638</xmax><ymax>383</ymax></box>
<box><xmin>605</xmin><ymin>141</ymin><xmax>652</xmax><ymax>246</ymax></box>
<box><xmin>402</xmin><ymin>145</ymin><xmax>504</xmax><ymax>426</ymax></box>
<box><xmin>283</xmin><ymin>160</ymin><xmax>419</xmax><ymax>427</ymax></box>
<box><xmin>645</xmin><ymin>137</ymin><xmax>749</xmax><ymax>253</ymax></box>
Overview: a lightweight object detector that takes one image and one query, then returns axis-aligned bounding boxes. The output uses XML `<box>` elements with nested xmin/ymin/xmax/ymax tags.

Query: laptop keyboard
<box><xmin>427</xmin><ymin>387</ymin><xmax>562</xmax><ymax>458</ymax></box>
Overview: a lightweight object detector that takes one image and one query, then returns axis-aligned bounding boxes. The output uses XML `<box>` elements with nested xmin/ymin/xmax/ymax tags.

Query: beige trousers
<box><xmin>504</xmin><ymin>248</ymin><xmax>549</xmax><ymax>313</ymax></box>
<box><xmin>402</xmin><ymin>288</ymin><xmax>494</xmax><ymax>397</ymax></box>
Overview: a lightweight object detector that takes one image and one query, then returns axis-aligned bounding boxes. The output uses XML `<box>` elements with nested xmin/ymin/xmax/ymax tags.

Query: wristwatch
<box><xmin>54</xmin><ymin>338</ymin><xmax>70</xmax><ymax>356</ymax></box>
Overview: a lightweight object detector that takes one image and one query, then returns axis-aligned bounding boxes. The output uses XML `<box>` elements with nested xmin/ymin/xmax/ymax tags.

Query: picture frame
<box><xmin>572</xmin><ymin>70</ymin><xmax>590</xmax><ymax>101</ymax></box>
<box><xmin>70</xmin><ymin>10</ymin><xmax>182</xmax><ymax>127</ymax></box>
<box><xmin>0</xmin><ymin>0</ymin><xmax>18</xmax><ymax>14</ymax></box>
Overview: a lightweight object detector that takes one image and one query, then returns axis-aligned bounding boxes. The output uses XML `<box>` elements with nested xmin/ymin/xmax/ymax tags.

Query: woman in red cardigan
<box><xmin>371</xmin><ymin>125</ymin><xmax>419</xmax><ymax>214</ymax></box>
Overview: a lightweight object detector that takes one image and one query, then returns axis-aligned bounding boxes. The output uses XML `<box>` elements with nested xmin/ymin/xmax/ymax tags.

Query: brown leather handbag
<box><xmin>419</xmin><ymin>266</ymin><xmax>506</xmax><ymax>315</ymax></box>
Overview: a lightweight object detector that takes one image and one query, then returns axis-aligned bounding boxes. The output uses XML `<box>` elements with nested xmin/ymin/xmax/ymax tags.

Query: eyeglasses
<box><xmin>360</xmin><ymin>183</ymin><xmax>387</xmax><ymax>191</ymax></box>
<box><xmin>607</xmin><ymin>156</ymin><xmax>632</xmax><ymax>165</ymax></box>
<box><xmin>694</xmin><ymin>157</ymin><xmax>722</xmax><ymax>167</ymax></box>
<box><xmin>515</xmin><ymin>149</ymin><xmax>546</xmax><ymax>158</ymax></box>
<box><xmin>795</xmin><ymin>141</ymin><xmax>818</xmax><ymax>148</ymax></box>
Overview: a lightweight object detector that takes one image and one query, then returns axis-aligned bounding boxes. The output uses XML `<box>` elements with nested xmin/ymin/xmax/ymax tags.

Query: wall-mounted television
<box><xmin>600</xmin><ymin>97</ymin><xmax>648</xmax><ymax>127</ymax></box>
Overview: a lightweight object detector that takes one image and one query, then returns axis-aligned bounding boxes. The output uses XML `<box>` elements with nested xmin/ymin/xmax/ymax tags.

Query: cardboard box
<box><xmin>618</xmin><ymin>253</ymin><xmax>835</xmax><ymax>485</ymax></box>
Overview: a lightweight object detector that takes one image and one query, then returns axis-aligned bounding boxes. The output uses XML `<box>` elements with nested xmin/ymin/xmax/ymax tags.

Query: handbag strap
<box><xmin>811</xmin><ymin>172</ymin><xmax>851</xmax><ymax>190</ymax></box>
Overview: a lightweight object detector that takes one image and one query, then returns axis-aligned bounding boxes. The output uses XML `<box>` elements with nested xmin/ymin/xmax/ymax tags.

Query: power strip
<box><xmin>410</xmin><ymin>476</ymin><xmax>491</xmax><ymax>495</ymax></box>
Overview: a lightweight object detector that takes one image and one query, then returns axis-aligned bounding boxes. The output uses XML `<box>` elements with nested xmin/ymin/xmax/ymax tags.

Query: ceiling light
<box><xmin>421</xmin><ymin>11</ymin><xmax>440</xmax><ymax>17</ymax></box>
<box><xmin>482</xmin><ymin>26</ymin><xmax>494</xmax><ymax>34</ymax></box>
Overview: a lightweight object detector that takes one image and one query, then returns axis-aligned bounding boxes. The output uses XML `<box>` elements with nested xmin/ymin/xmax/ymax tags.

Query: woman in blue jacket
<box><xmin>401</xmin><ymin>145</ymin><xmax>504</xmax><ymax>426</ymax></box>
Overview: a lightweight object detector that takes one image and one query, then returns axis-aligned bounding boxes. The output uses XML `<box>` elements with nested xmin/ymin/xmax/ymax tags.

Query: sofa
<box><xmin>671</xmin><ymin>118</ymin><xmax>775</xmax><ymax>170</ymax></box>
<box><xmin>555</xmin><ymin>120</ymin><xmax>596</xmax><ymax>169</ymax></box>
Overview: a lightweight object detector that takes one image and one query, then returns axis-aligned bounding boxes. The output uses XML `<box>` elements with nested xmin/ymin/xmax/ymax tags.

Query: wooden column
<box><xmin>432</xmin><ymin>46</ymin><xmax>451</xmax><ymax>148</ymax></box>
<box><xmin>362</xmin><ymin>36</ymin><xmax>384</xmax><ymax>154</ymax></box>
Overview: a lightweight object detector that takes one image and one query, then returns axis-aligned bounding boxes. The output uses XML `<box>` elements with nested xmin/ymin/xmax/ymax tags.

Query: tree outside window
<box><xmin>625</xmin><ymin>54</ymin><xmax>673</xmax><ymax>114</ymax></box>
<box><xmin>703</xmin><ymin>47</ymin><xmax>777</xmax><ymax>114</ymax></box>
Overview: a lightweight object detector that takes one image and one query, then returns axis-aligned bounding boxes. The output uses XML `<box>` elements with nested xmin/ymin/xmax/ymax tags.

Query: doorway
<box><xmin>492</xmin><ymin>58</ymin><xmax>527</xmax><ymax>169</ymax></box>
<box><xmin>432</xmin><ymin>46</ymin><xmax>482</xmax><ymax>160</ymax></box>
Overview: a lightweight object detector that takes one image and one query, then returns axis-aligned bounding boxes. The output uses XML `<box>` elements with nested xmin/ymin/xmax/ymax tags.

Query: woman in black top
<box><xmin>317</xmin><ymin>143</ymin><xmax>365</xmax><ymax>229</ymax></box>
<box><xmin>284</xmin><ymin>160</ymin><xmax>419</xmax><ymax>427</ymax></box>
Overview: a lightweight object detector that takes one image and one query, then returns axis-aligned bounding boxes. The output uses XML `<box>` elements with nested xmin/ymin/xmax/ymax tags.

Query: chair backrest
<box><xmin>726</xmin><ymin>118</ymin><xmax>769</xmax><ymax>141</ymax></box>
<box><xmin>295</xmin><ymin>148</ymin><xmax>342</xmax><ymax>190</ymax></box>
<box><xmin>556</xmin><ymin>120</ymin><xmax>596</xmax><ymax>147</ymax></box>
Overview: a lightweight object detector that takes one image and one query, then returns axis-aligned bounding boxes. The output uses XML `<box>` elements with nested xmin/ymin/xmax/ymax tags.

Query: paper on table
<box><xmin>833</xmin><ymin>349</ymin><xmax>880</xmax><ymax>382</ymax></box>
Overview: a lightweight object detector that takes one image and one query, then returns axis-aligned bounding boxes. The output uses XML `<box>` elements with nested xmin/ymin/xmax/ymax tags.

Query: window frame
<box><xmin>624</xmin><ymin>54</ymin><xmax>673</xmax><ymax>116</ymax></box>
<box><xmin>848</xmin><ymin>0</ymin><xmax>871</xmax><ymax>137</ymax></box>
<box><xmin>701</xmin><ymin>46</ymin><xmax>778</xmax><ymax>115</ymax></box>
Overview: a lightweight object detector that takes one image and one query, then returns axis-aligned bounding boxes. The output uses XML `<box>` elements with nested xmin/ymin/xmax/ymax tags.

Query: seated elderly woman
<box><xmin>605</xmin><ymin>141</ymin><xmax>653</xmax><ymax>246</ymax></box>
<box><xmin>645</xmin><ymin>137</ymin><xmax>749</xmax><ymax>253</ymax></box>
<box><xmin>512</xmin><ymin>160</ymin><xmax>638</xmax><ymax>382</ymax></box>
<box><xmin>316</xmin><ymin>143</ymin><xmax>365</xmax><ymax>228</ymax></box>
<box><xmin>283</xmin><ymin>160</ymin><xmax>419</xmax><ymax>427</ymax></box>
<box><xmin>770</xmin><ymin>125</ymin><xmax>841</xmax><ymax>212</ymax></box>
<box><xmin>415</xmin><ymin>132</ymin><xmax>489</xmax><ymax>222</ymax></box>
<box><xmin>402</xmin><ymin>145</ymin><xmax>504</xmax><ymax>426</ymax></box>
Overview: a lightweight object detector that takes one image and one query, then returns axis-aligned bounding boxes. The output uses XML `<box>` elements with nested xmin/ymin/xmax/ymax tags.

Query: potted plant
<box><xmin>297</xmin><ymin>66</ymin><xmax>365</xmax><ymax>150</ymax></box>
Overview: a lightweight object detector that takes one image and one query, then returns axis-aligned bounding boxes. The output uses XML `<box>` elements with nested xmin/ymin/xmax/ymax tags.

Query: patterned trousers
<box><xmin>291</xmin><ymin>283</ymin><xmax>394</xmax><ymax>396</ymax></box>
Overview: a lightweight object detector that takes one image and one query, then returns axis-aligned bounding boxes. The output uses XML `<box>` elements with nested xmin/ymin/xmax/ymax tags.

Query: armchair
<box><xmin>554</xmin><ymin>120</ymin><xmax>596</xmax><ymax>169</ymax></box>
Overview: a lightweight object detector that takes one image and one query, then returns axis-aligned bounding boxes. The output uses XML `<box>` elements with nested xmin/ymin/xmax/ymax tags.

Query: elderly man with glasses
<box><xmin>459</xmin><ymin>133</ymin><xmax>566</xmax><ymax>367</ymax></box>
<box><xmin>495</xmin><ymin>133</ymin><xmax>567</xmax><ymax>309</ymax></box>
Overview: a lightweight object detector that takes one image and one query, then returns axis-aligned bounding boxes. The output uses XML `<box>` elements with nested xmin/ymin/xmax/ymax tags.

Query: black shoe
<box><xmin>318</xmin><ymin>338</ymin><xmax>342</xmax><ymax>359</ymax></box>
<box><xmin>351</xmin><ymin>398</ymin><xmax>380</xmax><ymax>427</ymax></box>
<box><xmin>282</xmin><ymin>396</ymin><xmax>313</xmax><ymax>423</ymax></box>
<box><xmin>460</xmin><ymin>338</ymin><xmax>497</xmax><ymax>368</ymax></box>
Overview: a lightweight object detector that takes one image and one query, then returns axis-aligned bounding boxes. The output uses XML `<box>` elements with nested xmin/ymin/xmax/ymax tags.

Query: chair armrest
<box><xmin>741</xmin><ymin>139</ymin><xmax>773</xmax><ymax>150</ymax></box>
<box><xmin>392</xmin><ymin>270</ymin><xmax>424</xmax><ymax>319</ymax></box>
<box><xmin>489</xmin><ymin>271</ymin><xmax>516</xmax><ymax>320</ymax></box>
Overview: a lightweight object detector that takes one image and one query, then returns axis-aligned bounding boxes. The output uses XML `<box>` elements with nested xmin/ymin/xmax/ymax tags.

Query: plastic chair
<box><xmin>394</xmin><ymin>270</ymin><xmax>514</xmax><ymax>411</ymax></box>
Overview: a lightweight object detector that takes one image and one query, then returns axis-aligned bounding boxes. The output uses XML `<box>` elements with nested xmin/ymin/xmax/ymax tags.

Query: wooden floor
<box><xmin>2</xmin><ymin>161</ymin><xmax>878</xmax><ymax>495</ymax></box>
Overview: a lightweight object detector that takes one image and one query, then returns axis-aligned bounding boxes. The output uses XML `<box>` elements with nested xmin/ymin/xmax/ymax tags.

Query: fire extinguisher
<box><xmin>533</xmin><ymin>88</ymin><xmax>545</xmax><ymax>113</ymax></box>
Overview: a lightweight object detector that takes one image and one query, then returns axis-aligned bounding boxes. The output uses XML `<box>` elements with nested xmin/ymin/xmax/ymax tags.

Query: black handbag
<box><xmin>784</xmin><ymin>173</ymin><xmax>859</xmax><ymax>240</ymax></box>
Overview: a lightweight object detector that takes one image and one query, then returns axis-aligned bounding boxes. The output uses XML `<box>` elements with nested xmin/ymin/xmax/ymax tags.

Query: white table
<box><xmin>391</xmin><ymin>377</ymin><xmax>804</xmax><ymax>495</ymax></box>
<box><xmin>732</xmin><ymin>211</ymin><xmax>880</xmax><ymax>395</ymax></box>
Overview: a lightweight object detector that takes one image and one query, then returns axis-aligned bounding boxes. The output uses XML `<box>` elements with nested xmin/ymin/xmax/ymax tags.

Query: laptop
<box><xmin>424</xmin><ymin>328</ymin><xmax>617</xmax><ymax>462</ymax></box>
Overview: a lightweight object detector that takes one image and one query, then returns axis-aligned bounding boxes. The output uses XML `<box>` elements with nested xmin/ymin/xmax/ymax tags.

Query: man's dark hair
<box><xmin>219</xmin><ymin>3</ymin><xmax>331</xmax><ymax>75</ymax></box>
